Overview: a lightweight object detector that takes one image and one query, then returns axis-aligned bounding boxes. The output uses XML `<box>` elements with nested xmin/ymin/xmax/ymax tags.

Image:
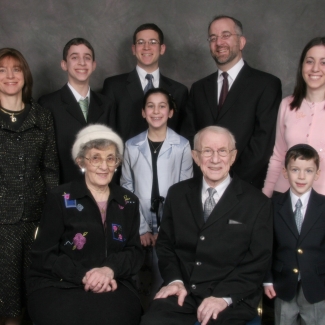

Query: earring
<box><xmin>115</xmin><ymin>168</ymin><xmax>117</xmax><ymax>172</ymax></box>
<box><xmin>81</xmin><ymin>168</ymin><xmax>85</xmax><ymax>173</ymax></box>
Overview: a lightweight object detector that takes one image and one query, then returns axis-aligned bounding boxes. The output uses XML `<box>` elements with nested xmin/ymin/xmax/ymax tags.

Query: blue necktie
<box><xmin>144</xmin><ymin>74</ymin><xmax>154</xmax><ymax>94</ymax></box>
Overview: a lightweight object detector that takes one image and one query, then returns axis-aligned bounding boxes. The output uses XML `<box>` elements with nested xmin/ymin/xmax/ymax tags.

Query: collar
<box><xmin>290</xmin><ymin>188</ymin><xmax>311</xmax><ymax>211</ymax></box>
<box><xmin>136</xmin><ymin>65</ymin><xmax>160</xmax><ymax>86</ymax></box>
<box><xmin>67</xmin><ymin>83</ymin><xmax>90</xmax><ymax>104</ymax></box>
<box><xmin>201</xmin><ymin>174</ymin><xmax>231</xmax><ymax>198</ymax></box>
<box><xmin>218</xmin><ymin>58</ymin><xmax>244</xmax><ymax>82</ymax></box>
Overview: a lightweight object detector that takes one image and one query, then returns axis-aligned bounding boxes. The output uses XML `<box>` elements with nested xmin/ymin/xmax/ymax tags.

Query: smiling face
<box><xmin>208</xmin><ymin>18</ymin><xmax>246</xmax><ymax>71</ymax></box>
<box><xmin>283</xmin><ymin>157</ymin><xmax>320</xmax><ymax>197</ymax></box>
<box><xmin>192</xmin><ymin>130</ymin><xmax>237</xmax><ymax>187</ymax></box>
<box><xmin>302</xmin><ymin>45</ymin><xmax>325</xmax><ymax>93</ymax></box>
<box><xmin>132</xmin><ymin>29</ymin><xmax>166</xmax><ymax>72</ymax></box>
<box><xmin>61</xmin><ymin>44</ymin><xmax>96</xmax><ymax>87</ymax></box>
<box><xmin>80</xmin><ymin>145</ymin><xmax>118</xmax><ymax>189</ymax></box>
<box><xmin>142</xmin><ymin>92</ymin><xmax>173</xmax><ymax>131</ymax></box>
<box><xmin>0</xmin><ymin>56</ymin><xmax>24</xmax><ymax>99</ymax></box>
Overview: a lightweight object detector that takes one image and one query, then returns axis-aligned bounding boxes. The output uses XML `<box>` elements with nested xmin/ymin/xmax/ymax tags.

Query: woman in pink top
<box><xmin>263</xmin><ymin>37</ymin><xmax>325</xmax><ymax>197</ymax></box>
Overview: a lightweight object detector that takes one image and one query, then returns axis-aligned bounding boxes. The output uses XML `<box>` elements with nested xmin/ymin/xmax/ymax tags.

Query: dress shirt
<box><xmin>67</xmin><ymin>82</ymin><xmax>90</xmax><ymax>105</ymax></box>
<box><xmin>136</xmin><ymin>66</ymin><xmax>160</xmax><ymax>90</ymax></box>
<box><xmin>217</xmin><ymin>58</ymin><xmax>244</xmax><ymax>104</ymax></box>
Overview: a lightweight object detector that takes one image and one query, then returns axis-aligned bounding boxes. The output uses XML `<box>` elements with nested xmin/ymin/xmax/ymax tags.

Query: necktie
<box><xmin>144</xmin><ymin>74</ymin><xmax>154</xmax><ymax>94</ymax></box>
<box><xmin>79</xmin><ymin>98</ymin><xmax>89</xmax><ymax>121</ymax></box>
<box><xmin>294</xmin><ymin>199</ymin><xmax>303</xmax><ymax>234</ymax></box>
<box><xmin>203</xmin><ymin>188</ymin><xmax>217</xmax><ymax>222</ymax></box>
<box><xmin>218</xmin><ymin>72</ymin><xmax>229</xmax><ymax>110</ymax></box>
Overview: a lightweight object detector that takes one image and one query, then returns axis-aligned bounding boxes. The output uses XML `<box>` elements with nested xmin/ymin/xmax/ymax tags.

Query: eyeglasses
<box><xmin>135</xmin><ymin>39</ymin><xmax>160</xmax><ymax>46</ymax></box>
<box><xmin>84</xmin><ymin>155</ymin><xmax>120</xmax><ymax>167</ymax></box>
<box><xmin>207</xmin><ymin>33</ymin><xmax>240</xmax><ymax>43</ymax></box>
<box><xmin>196</xmin><ymin>148</ymin><xmax>236</xmax><ymax>158</ymax></box>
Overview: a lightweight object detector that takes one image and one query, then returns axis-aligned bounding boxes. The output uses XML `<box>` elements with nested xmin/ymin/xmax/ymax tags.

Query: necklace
<box><xmin>0</xmin><ymin>106</ymin><xmax>25</xmax><ymax>122</ymax></box>
<box><xmin>148</xmin><ymin>139</ymin><xmax>164</xmax><ymax>154</ymax></box>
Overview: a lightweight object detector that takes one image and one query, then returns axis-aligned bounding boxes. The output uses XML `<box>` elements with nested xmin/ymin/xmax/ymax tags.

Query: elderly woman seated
<box><xmin>27</xmin><ymin>125</ymin><xmax>144</xmax><ymax>325</ymax></box>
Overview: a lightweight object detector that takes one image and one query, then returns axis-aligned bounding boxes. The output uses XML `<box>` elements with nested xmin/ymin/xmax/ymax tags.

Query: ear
<box><xmin>191</xmin><ymin>150</ymin><xmax>200</xmax><ymax>167</ymax></box>
<box><xmin>315</xmin><ymin>169</ymin><xmax>321</xmax><ymax>181</ymax></box>
<box><xmin>61</xmin><ymin>60</ymin><xmax>68</xmax><ymax>71</ymax></box>
<box><xmin>282</xmin><ymin>167</ymin><xmax>288</xmax><ymax>179</ymax></box>
<box><xmin>230</xmin><ymin>150</ymin><xmax>237</xmax><ymax>166</ymax></box>
<box><xmin>159</xmin><ymin>44</ymin><xmax>166</xmax><ymax>55</ymax></box>
<box><xmin>239</xmin><ymin>36</ymin><xmax>246</xmax><ymax>51</ymax></box>
<box><xmin>168</xmin><ymin>109</ymin><xmax>174</xmax><ymax>119</ymax></box>
<box><xmin>91</xmin><ymin>60</ymin><xmax>97</xmax><ymax>72</ymax></box>
<box><xmin>76</xmin><ymin>157</ymin><xmax>83</xmax><ymax>169</ymax></box>
<box><xmin>142</xmin><ymin>109</ymin><xmax>146</xmax><ymax>118</ymax></box>
<box><xmin>132</xmin><ymin>44</ymin><xmax>136</xmax><ymax>56</ymax></box>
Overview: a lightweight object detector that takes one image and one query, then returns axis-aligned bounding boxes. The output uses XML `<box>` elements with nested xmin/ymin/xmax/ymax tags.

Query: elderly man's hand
<box><xmin>264</xmin><ymin>285</ymin><xmax>276</xmax><ymax>299</ymax></box>
<box><xmin>197</xmin><ymin>297</ymin><xmax>228</xmax><ymax>325</ymax></box>
<box><xmin>82</xmin><ymin>266</ymin><xmax>117</xmax><ymax>293</ymax></box>
<box><xmin>154</xmin><ymin>282</ymin><xmax>187</xmax><ymax>306</ymax></box>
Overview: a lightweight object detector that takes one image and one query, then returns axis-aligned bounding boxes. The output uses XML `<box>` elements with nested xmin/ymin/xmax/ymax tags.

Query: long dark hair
<box><xmin>290</xmin><ymin>37</ymin><xmax>325</xmax><ymax>110</ymax></box>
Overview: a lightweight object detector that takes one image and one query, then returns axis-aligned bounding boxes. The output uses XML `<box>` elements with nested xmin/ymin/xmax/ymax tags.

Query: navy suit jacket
<box><xmin>265</xmin><ymin>189</ymin><xmax>325</xmax><ymax>303</ymax></box>
<box><xmin>38</xmin><ymin>84</ymin><xmax>115</xmax><ymax>184</ymax></box>
<box><xmin>102</xmin><ymin>69</ymin><xmax>188</xmax><ymax>142</ymax></box>
<box><xmin>181</xmin><ymin>62</ymin><xmax>282</xmax><ymax>189</ymax></box>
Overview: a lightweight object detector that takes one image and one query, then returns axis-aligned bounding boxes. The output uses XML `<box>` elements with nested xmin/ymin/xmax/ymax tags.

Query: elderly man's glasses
<box><xmin>84</xmin><ymin>155</ymin><xmax>120</xmax><ymax>167</ymax></box>
<box><xmin>207</xmin><ymin>33</ymin><xmax>240</xmax><ymax>43</ymax></box>
<box><xmin>135</xmin><ymin>39</ymin><xmax>160</xmax><ymax>46</ymax></box>
<box><xmin>196</xmin><ymin>148</ymin><xmax>236</xmax><ymax>158</ymax></box>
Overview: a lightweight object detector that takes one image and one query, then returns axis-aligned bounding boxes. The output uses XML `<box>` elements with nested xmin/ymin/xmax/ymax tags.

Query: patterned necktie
<box><xmin>203</xmin><ymin>188</ymin><xmax>217</xmax><ymax>222</ymax></box>
<box><xmin>218</xmin><ymin>72</ymin><xmax>229</xmax><ymax>110</ymax></box>
<box><xmin>144</xmin><ymin>74</ymin><xmax>154</xmax><ymax>94</ymax></box>
<box><xmin>294</xmin><ymin>199</ymin><xmax>303</xmax><ymax>234</ymax></box>
<box><xmin>79</xmin><ymin>98</ymin><xmax>89</xmax><ymax>121</ymax></box>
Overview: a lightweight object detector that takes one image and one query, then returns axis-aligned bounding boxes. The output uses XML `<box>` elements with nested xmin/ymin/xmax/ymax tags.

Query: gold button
<box><xmin>297</xmin><ymin>249</ymin><xmax>303</xmax><ymax>254</ymax></box>
<box><xmin>293</xmin><ymin>268</ymin><xmax>299</xmax><ymax>273</ymax></box>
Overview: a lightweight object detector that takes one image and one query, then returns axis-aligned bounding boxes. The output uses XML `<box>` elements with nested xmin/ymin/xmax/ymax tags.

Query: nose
<box><xmin>6</xmin><ymin>69</ymin><xmax>14</xmax><ymax>78</ymax></box>
<box><xmin>153</xmin><ymin>106</ymin><xmax>159</xmax><ymax>114</ymax></box>
<box><xmin>216</xmin><ymin>36</ymin><xmax>225</xmax><ymax>46</ymax></box>
<box><xmin>98</xmin><ymin>159</ymin><xmax>108</xmax><ymax>170</ymax></box>
<box><xmin>210</xmin><ymin>150</ymin><xmax>221</xmax><ymax>163</ymax></box>
<box><xmin>298</xmin><ymin>170</ymin><xmax>305</xmax><ymax>179</ymax></box>
<box><xmin>143</xmin><ymin>41</ymin><xmax>150</xmax><ymax>50</ymax></box>
<box><xmin>311</xmin><ymin>62</ymin><xmax>319</xmax><ymax>72</ymax></box>
<box><xmin>78</xmin><ymin>57</ymin><xmax>86</xmax><ymax>65</ymax></box>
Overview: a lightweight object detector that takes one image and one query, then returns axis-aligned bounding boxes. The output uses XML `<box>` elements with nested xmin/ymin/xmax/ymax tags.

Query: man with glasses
<box><xmin>102</xmin><ymin>23</ymin><xmax>188</xmax><ymax>142</ymax></box>
<box><xmin>141</xmin><ymin>126</ymin><xmax>272</xmax><ymax>325</ymax></box>
<box><xmin>181</xmin><ymin>15</ymin><xmax>282</xmax><ymax>190</ymax></box>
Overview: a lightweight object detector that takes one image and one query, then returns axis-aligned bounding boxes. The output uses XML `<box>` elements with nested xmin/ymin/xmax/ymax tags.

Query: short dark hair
<box><xmin>290</xmin><ymin>37</ymin><xmax>325</xmax><ymax>111</ymax></box>
<box><xmin>208</xmin><ymin>15</ymin><xmax>243</xmax><ymax>36</ymax></box>
<box><xmin>62</xmin><ymin>38</ymin><xmax>95</xmax><ymax>61</ymax></box>
<box><xmin>143</xmin><ymin>88</ymin><xmax>176</xmax><ymax>111</ymax></box>
<box><xmin>133</xmin><ymin>23</ymin><xmax>164</xmax><ymax>45</ymax></box>
<box><xmin>285</xmin><ymin>144</ymin><xmax>320</xmax><ymax>169</ymax></box>
<box><xmin>0</xmin><ymin>48</ymin><xmax>33</xmax><ymax>103</ymax></box>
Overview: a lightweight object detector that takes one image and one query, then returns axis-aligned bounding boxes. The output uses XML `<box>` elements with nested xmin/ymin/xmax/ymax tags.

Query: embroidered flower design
<box><xmin>118</xmin><ymin>204</ymin><xmax>125</xmax><ymax>210</ymax></box>
<box><xmin>77</xmin><ymin>204</ymin><xmax>84</xmax><ymax>211</ymax></box>
<box><xmin>72</xmin><ymin>232</ymin><xmax>88</xmax><ymax>250</ymax></box>
<box><xmin>112</xmin><ymin>224</ymin><xmax>123</xmax><ymax>242</ymax></box>
<box><xmin>296</xmin><ymin>111</ymin><xmax>306</xmax><ymax>119</ymax></box>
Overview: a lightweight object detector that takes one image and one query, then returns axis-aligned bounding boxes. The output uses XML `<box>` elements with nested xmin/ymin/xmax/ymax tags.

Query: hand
<box><xmin>82</xmin><ymin>267</ymin><xmax>117</xmax><ymax>293</ymax></box>
<box><xmin>264</xmin><ymin>285</ymin><xmax>276</xmax><ymax>299</ymax></box>
<box><xmin>140</xmin><ymin>232</ymin><xmax>157</xmax><ymax>246</ymax></box>
<box><xmin>154</xmin><ymin>282</ymin><xmax>187</xmax><ymax>306</ymax></box>
<box><xmin>197</xmin><ymin>297</ymin><xmax>228</xmax><ymax>325</ymax></box>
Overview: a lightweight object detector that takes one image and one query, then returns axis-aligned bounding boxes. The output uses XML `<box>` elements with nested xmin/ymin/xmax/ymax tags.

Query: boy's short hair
<box><xmin>285</xmin><ymin>144</ymin><xmax>320</xmax><ymax>169</ymax></box>
<box><xmin>62</xmin><ymin>38</ymin><xmax>95</xmax><ymax>61</ymax></box>
<box><xmin>133</xmin><ymin>23</ymin><xmax>164</xmax><ymax>44</ymax></box>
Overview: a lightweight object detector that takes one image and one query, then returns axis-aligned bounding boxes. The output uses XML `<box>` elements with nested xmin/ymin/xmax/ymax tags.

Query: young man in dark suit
<box><xmin>38</xmin><ymin>38</ymin><xmax>114</xmax><ymax>184</ymax></box>
<box><xmin>181</xmin><ymin>15</ymin><xmax>282</xmax><ymax>189</ymax></box>
<box><xmin>141</xmin><ymin>126</ymin><xmax>273</xmax><ymax>325</ymax></box>
<box><xmin>102</xmin><ymin>23</ymin><xmax>188</xmax><ymax>142</ymax></box>
<box><xmin>264</xmin><ymin>144</ymin><xmax>325</xmax><ymax>324</ymax></box>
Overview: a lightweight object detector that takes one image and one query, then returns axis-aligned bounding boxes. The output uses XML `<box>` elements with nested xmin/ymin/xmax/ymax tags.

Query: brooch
<box><xmin>63</xmin><ymin>193</ymin><xmax>84</xmax><ymax>211</ymax></box>
<box><xmin>112</xmin><ymin>224</ymin><xmax>123</xmax><ymax>242</ymax></box>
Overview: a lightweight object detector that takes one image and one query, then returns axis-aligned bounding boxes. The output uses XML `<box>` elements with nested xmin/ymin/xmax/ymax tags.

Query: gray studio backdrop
<box><xmin>1</xmin><ymin>0</ymin><xmax>324</xmax><ymax>100</ymax></box>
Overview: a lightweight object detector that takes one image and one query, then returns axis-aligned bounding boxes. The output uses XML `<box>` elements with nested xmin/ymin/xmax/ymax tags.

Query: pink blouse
<box><xmin>263</xmin><ymin>96</ymin><xmax>325</xmax><ymax>197</ymax></box>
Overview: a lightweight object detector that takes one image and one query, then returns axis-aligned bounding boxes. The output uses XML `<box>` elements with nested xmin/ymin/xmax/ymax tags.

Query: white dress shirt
<box><xmin>217</xmin><ymin>58</ymin><xmax>244</xmax><ymax>104</ymax></box>
<box><xmin>67</xmin><ymin>82</ymin><xmax>90</xmax><ymax>106</ymax></box>
<box><xmin>136</xmin><ymin>65</ymin><xmax>160</xmax><ymax>90</ymax></box>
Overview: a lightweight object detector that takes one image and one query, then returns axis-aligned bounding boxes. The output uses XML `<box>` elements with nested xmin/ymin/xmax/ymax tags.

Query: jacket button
<box><xmin>191</xmin><ymin>284</ymin><xmax>196</xmax><ymax>289</ymax></box>
<box><xmin>293</xmin><ymin>268</ymin><xmax>299</xmax><ymax>273</ymax></box>
<box><xmin>297</xmin><ymin>249</ymin><xmax>303</xmax><ymax>254</ymax></box>
<box><xmin>196</xmin><ymin>261</ymin><xmax>202</xmax><ymax>266</ymax></box>
<box><xmin>200</xmin><ymin>236</ymin><xmax>205</xmax><ymax>241</ymax></box>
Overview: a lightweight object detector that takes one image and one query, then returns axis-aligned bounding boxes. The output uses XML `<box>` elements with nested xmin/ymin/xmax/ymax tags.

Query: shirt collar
<box><xmin>202</xmin><ymin>174</ymin><xmax>231</xmax><ymax>198</ymax></box>
<box><xmin>290</xmin><ymin>188</ymin><xmax>311</xmax><ymax>210</ymax></box>
<box><xmin>136</xmin><ymin>65</ymin><xmax>160</xmax><ymax>83</ymax></box>
<box><xmin>67</xmin><ymin>83</ymin><xmax>90</xmax><ymax>104</ymax></box>
<box><xmin>218</xmin><ymin>58</ymin><xmax>244</xmax><ymax>82</ymax></box>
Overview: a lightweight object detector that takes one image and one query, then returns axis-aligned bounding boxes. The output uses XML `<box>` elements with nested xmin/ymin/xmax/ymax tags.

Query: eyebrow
<box><xmin>69</xmin><ymin>52</ymin><xmax>93</xmax><ymax>57</ymax></box>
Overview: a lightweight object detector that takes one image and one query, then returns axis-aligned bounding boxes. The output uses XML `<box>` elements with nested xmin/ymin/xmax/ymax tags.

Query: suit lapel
<box><xmin>217</xmin><ymin>63</ymin><xmax>252</xmax><ymax>121</ymax></box>
<box><xmin>137</xmin><ymin>131</ymin><xmax>152</xmax><ymax>169</ymax></box>
<box><xmin>203</xmin><ymin>72</ymin><xmax>219</xmax><ymax>120</ymax></box>
<box><xmin>87</xmin><ymin>90</ymin><xmax>104</xmax><ymax>122</ymax></box>
<box><xmin>126</xmin><ymin>69</ymin><xmax>144</xmax><ymax>104</ymax></box>
<box><xmin>186</xmin><ymin>178</ymin><xmax>205</xmax><ymax>229</ymax></box>
<box><xmin>61</xmin><ymin>84</ymin><xmax>87</xmax><ymax>125</ymax></box>
<box><xmin>278</xmin><ymin>192</ymin><xmax>299</xmax><ymax>239</ymax></box>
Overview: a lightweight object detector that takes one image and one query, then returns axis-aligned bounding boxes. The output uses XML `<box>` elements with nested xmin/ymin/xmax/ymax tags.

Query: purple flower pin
<box><xmin>73</xmin><ymin>232</ymin><xmax>87</xmax><ymax>250</ymax></box>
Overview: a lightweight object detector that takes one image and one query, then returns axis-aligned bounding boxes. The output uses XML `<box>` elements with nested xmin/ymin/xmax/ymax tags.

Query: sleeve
<box><xmin>180</xmin><ymin>141</ymin><xmax>193</xmax><ymax>181</ymax></box>
<box><xmin>40</xmin><ymin>109</ymin><xmax>59</xmax><ymax>190</ymax></box>
<box><xmin>262</xmin><ymin>99</ymin><xmax>289</xmax><ymax>197</ymax></box>
<box><xmin>232</xmin><ymin>77</ymin><xmax>282</xmax><ymax>186</ymax></box>
<box><xmin>102</xmin><ymin>198</ymin><xmax>144</xmax><ymax>278</ymax></box>
<box><xmin>30</xmin><ymin>192</ymin><xmax>88</xmax><ymax>284</ymax></box>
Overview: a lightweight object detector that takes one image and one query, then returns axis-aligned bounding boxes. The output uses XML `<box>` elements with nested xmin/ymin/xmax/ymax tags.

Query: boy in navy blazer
<box><xmin>264</xmin><ymin>144</ymin><xmax>325</xmax><ymax>324</ymax></box>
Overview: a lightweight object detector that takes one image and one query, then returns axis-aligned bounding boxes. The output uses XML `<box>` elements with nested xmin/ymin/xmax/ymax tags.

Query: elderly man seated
<box><xmin>141</xmin><ymin>126</ymin><xmax>272</xmax><ymax>325</ymax></box>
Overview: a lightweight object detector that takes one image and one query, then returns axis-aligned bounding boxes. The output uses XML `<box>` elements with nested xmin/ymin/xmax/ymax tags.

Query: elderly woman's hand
<box><xmin>82</xmin><ymin>266</ymin><xmax>117</xmax><ymax>293</ymax></box>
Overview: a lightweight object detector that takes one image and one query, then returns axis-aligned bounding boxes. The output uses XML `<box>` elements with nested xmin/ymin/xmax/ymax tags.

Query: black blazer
<box><xmin>38</xmin><ymin>84</ymin><xmax>115</xmax><ymax>184</ymax></box>
<box><xmin>157</xmin><ymin>174</ymin><xmax>273</xmax><ymax>309</ymax></box>
<box><xmin>181</xmin><ymin>63</ymin><xmax>282</xmax><ymax>189</ymax></box>
<box><xmin>102</xmin><ymin>69</ymin><xmax>188</xmax><ymax>142</ymax></box>
<box><xmin>265</xmin><ymin>189</ymin><xmax>325</xmax><ymax>304</ymax></box>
